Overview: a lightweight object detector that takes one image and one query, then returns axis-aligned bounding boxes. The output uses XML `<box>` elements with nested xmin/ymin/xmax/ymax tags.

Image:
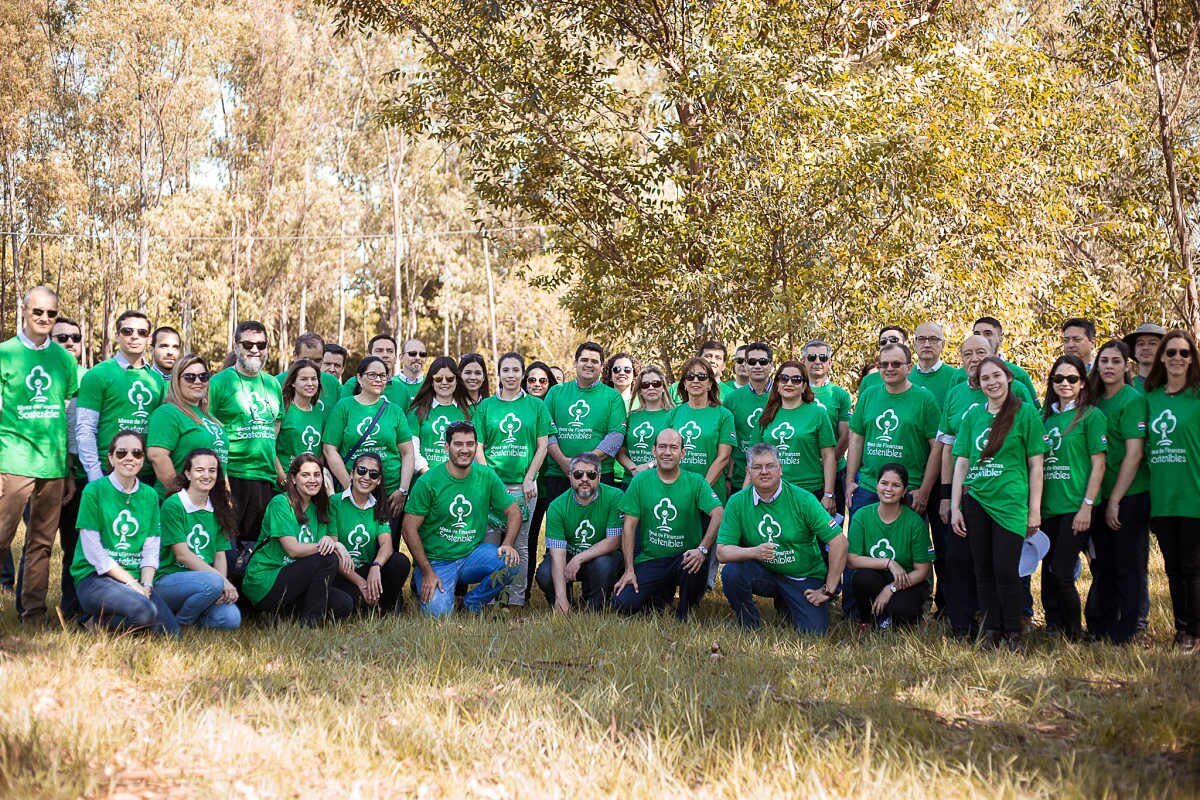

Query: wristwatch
<box><xmin>889</xmin><ymin>583</ymin><xmax>898</xmax><ymax>594</ymax></box>
<box><xmin>697</xmin><ymin>545</ymin><xmax>710</xmax><ymax>556</ymax></box>
<box><xmin>1082</xmin><ymin>497</ymin><xmax>1095</xmax><ymax>506</ymax></box>
<box><xmin>397</xmin><ymin>487</ymin><xmax>410</xmax><ymax>496</ymax></box>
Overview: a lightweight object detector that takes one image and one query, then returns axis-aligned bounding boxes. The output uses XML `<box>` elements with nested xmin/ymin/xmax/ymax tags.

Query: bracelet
<box><xmin>370</xmin><ymin>561</ymin><xmax>382</xmax><ymax>570</ymax></box>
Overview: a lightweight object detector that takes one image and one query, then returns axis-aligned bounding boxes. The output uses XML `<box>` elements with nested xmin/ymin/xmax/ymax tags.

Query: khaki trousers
<box><xmin>0</xmin><ymin>474</ymin><xmax>66</xmax><ymax>619</ymax></box>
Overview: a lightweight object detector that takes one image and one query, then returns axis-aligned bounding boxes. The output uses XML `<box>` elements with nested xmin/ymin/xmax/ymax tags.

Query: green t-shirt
<box><xmin>145</xmin><ymin>403</ymin><xmax>229</xmax><ymax>494</ymax></box>
<box><xmin>340</xmin><ymin>376</ymin><xmax>418</xmax><ymax>412</ymax></box>
<box><xmin>1132</xmin><ymin>375</ymin><xmax>1146</xmax><ymax>393</ymax></box>
<box><xmin>543</xmin><ymin>380</ymin><xmax>628</xmax><ymax>477</ymax></box>
<box><xmin>1096</xmin><ymin>385</ymin><xmax>1150</xmax><ymax>499</ymax></box>
<box><xmin>752</xmin><ymin>402</ymin><xmax>836</xmax><ymax>492</ymax></box>
<box><xmin>717</xmin><ymin>482</ymin><xmax>840</xmax><ymax>579</ymax></box>
<box><xmin>276</xmin><ymin>371</ymin><xmax>342</xmax><ymax>417</ymax></box>
<box><xmin>330</xmin><ymin>490</ymin><xmax>391</xmax><ymax>569</ymax></box>
<box><xmin>811</xmin><ymin>381</ymin><xmax>853</xmax><ymax>471</ymax></box>
<box><xmin>474</xmin><ymin>392</ymin><xmax>553</xmax><ymax>484</ymax></box>
<box><xmin>1145</xmin><ymin>387</ymin><xmax>1200</xmax><ymax>519</ymax></box>
<box><xmin>77</xmin><ymin>357</ymin><xmax>165</xmax><ymax>476</ymax></box>
<box><xmin>406</xmin><ymin>402</ymin><xmax>467</xmax><ymax>472</ymax></box>
<box><xmin>545</xmin><ymin>482</ymin><xmax>624</xmax><ymax>556</ymax></box>
<box><xmin>723</xmin><ymin>384</ymin><xmax>771</xmax><ymax>487</ymax></box>
<box><xmin>241</xmin><ymin>494</ymin><xmax>326</xmax><ymax>605</ymax></box>
<box><xmin>70</xmin><ymin>477</ymin><xmax>161</xmax><ymax>583</ymax></box>
<box><xmin>208</xmin><ymin>368</ymin><xmax>283</xmax><ymax>482</ymax></box>
<box><xmin>850</xmin><ymin>384</ymin><xmax>939</xmax><ymax>491</ymax></box>
<box><xmin>155</xmin><ymin>490</ymin><xmax>231</xmax><ymax>578</ymax></box>
<box><xmin>623</xmin><ymin>408</ymin><xmax>673</xmax><ymax>474</ymax></box>
<box><xmin>909</xmin><ymin>363</ymin><xmax>967</xmax><ymax>410</ymax></box>
<box><xmin>620</xmin><ymin>468</ymin><xmax>721</xmax><ymax>564</ymax></box>
<box><xmin>276</xmin><ymin>402</ymin><xmax>326</xmax><ymax>475</ymax></box>
<box><xmin>938</xmin><ymin>381</ymin><xmax>1034</xmax><ymax>443</ymax></box>
<box><xmin>1041</xmin><ymin>406</ymin><xmax>1108</xmax><ymax>517</ymax></box>
<box><xmin>324</xmin><ymin>396</ymin><xmax>414</xmax><ymax>493</ymax></box>
<box><xmin>847</xmin><ymin>503</ymin><xmax>934</xmax><ymax>572</ymax></box>
<box><xmin>0</xmin><ymin>336</ymin><xmax>79</xmax><ymax>478</ymax></box>
<box><xmin>406</xmin><ymin>462</ymin><xmax>514</xmax><ymax>562</ymax></box>
<box><xmin>952</xmin><ymin>402</ymin><xmax>1049</xmax><ymax>537</ymax></box>
<box><xmin>668</xmin><ymin>403</ymin><xmax>736</xmax><ymax>499</ymax></box>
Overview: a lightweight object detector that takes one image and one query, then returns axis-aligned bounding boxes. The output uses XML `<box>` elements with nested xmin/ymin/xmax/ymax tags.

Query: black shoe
<box><xmin>1005</xmin><ymin>633</ymin><xmax>1026</xmax><ymax>654</ymax></box>
<box><xmin>979</xmin><ymin>630</ymin><xmax>1003</xmax><ymax>650</ymax></box>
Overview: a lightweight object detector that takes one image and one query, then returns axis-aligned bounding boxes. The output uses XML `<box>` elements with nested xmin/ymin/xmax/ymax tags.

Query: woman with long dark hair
<box><xmin>1039</xmin><ymin>354</ymin><xmax>1107</xmax><ymax>639</ymax></box>
<box><xmin>277</xmin><ymin>357</ymin><xmax>325</xmax><ymax>473</ymax></box>
<box><xmin>407</xmin><ymin>356</ymin><xmax>473</xmax><ymax>474</ymax></box>
<box><xmin>146</xmin><ymin>354</ymin><xmax>228</xmax><ymax>495</ymax></box>
<box><xmin>1144</xmin><ymin>330</ymin><xmax>1200</xmax><ymax>649</ymax></box>
<box><xmin>951</xmin><ymin>357</ymin><xmax>1047</xmax><ymax>651</ymax></box>
<box><xmin>523</xmin><ymin>361</ymin><xmax>557</xmax><ymax>400</ymax></box>
<box><xmin>602</xmin><ymin>352</ymin><xmax>637</xmax><ymax>413</ymax></box>
<box><xmin>667</xmin><ymin>356</ymin><xmax>735</xmax><ymax>501</ymax></box>
<box><xmin>752</xmin><ymin>360</ymin><xmax>836</xmax><ymax>512</ymax></box>
<box><xmin>330</xmin><ymin>452</ymin><xmax>411</xmax><ymax>613</ymax></box>
<box><xmin>458</xmin><ymin>353</ymin><xmax>491</xmax><ymax>405</ymax></box>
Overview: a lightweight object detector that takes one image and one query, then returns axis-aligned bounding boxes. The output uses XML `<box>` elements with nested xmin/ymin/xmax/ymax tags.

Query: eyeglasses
<box><xmin>405</xmin><ymin>350</ymin><xmax>427</xmax><ymax>358</ymax></box>
<box><xmin>745</xmin><ymin>357</ymin><xmax>770</xmax><ymax>367</ymax></box>
<box><xmin>640</xmin><ymin>379</ymin><xmax>664</xmax><ymax>389</ymax></box>
<box><xmin>777</xmin><ymin>374</ymin><xmax>807</xmax><ymax>384</ymax></box>
<box><xmin>1165</xmin><ymin>348</ymin><xmax>1193</xmax><ymax>359</ymax></box>
<box><xmin>878</xmin><ymin>335</ymin><xmax>902</xmax><ymax>345</ymax></box>
<box><xmin>361</xmin><ymin>371</ymin><xmax>389</xmax><ymax>381</ymax></box>
<box><xmin>611</xmin><ymin>365</ymin><xmax>634</xmax><ymax>374</ymax></box>
<box><xmin>53</xmin><ymin>333</ymin><xmax>82</xmax><ymax>344</ymax></box>
<box><xmin>353</xmin><ymin>466</ymin><xmax>382</xmax><ymax>480</ymax></box>
<box><xmin>571</xmin><ymin>470</ymin><xmax>598</xmax><ymax>480</ymax></box>
<box><xmin>684</xmin><ymin>372</ymin><xmax>709</xmax><ymax>381</ymax></box>
<box><xmin>238</xmin><ymin>340</ymin><xmax>267</xmax><ymax>351</ymax></box>
<box><xmin>526</xmin><ymin>376</ymin><xmax>548</xmax><ymax>384</ymax></box>
<box><xmin>914</xmin><ymin>336</ymin><xmax>943</xmax><ymax>345</ymax></box>
<box><xmin>112</xmin><ymin>448</ymin><xmax>144</xmax><ymax>460</ymax></box>
<box><xmin>432</xmin><ymin>375</ymin><xmax>456</xmax><ymax>383</ymax></box>
<box><xmin>879</xmin><ymin>360</ymin><xmax>908</xmax><ymax>370</ymax></box>
<box><xmin>30</xmin><ymin>307</ymin><xmax>58</xmax><ymax>319</ymax></box>
<box><xmin>181</xmin><ymin>371</ymin><xmax>211</xmax><ymax>384</ymax></box>
<box><xmin>1050</xmin><ymin>374</ymin><xmax>1081</xmax><ymax>384</ymax></box>
<box><xmin>120</xmin><ymin>326</ymin><xmax>150</xmax><ymax>338</ymax></box>
<box><xmin>805</xmin><ymin>353</ymin><xmax>829</xmax><ymax>362</ymax></box>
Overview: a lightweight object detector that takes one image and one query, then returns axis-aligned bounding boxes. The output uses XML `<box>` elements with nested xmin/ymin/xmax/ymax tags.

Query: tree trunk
<box><xmin>484</xmin><ymin>237</ymin><xmax>497</xmax><ymax>360</ymax></box>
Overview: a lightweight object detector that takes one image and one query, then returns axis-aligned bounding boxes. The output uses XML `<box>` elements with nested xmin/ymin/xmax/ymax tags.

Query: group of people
<box><xmin>0</xmin><ymin>286</ymin><xmax>1196</xmax><ymax>652</ymax></box>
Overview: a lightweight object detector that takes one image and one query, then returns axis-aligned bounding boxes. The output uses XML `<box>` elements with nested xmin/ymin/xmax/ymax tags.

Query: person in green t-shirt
<box><xmin>339</xmin><ymin>334</ymin><xmax>419</xmax><ymax>410</ymax></box>
<box><xmin>406</xmin><ymin>356</ymin><xmax>472</xmax><ymax>474</ymax></box>
<box><xmin>277</xmin><ymin>358</ymin><xmax>327</xmax><ymax>477</ymax></box>
<box><xmin>668</xmin><ymin>357</ymin><xmax>736</xmax><ymax>504</ymax></box>
<box><xmin>750</xmin><ymin>360</ymin><xmax>836</xmax><ymax>506</ymax></box>
<box><xmin>1142</xmin><ymin>330</ymin><xmax>1200</xmax><ymax>646</ymax></box>
<box><xmin>717</xmin><ymin>443</ymin><xmax>847</xmax><ymax>634</ymax></box>
<box><xmin>146</xmin><ymin>354</ymin><xmax>229</xmax><ymax>496</ymax></box>
<box><xmin>71</xmin><ymin>431</ymin><xmax>178</xmax><ymax>637</ymax></box>
<box><xmin>970</xmin><ymin>316</ymin><xmax>1039</xmax><ymax>401</ymax></box>
<box><xmin>475</xmin><ymin>352</ymin><xmax>553</xmax><ymax>607</ymax></box>
<box><xmin>535</xmin><ymin>452</ymin><xmax>623</xmax><ymax>612</ymax></box>
<box><xmin>612</xmin><ymin>429</ymin><xmax>724</xmax><ymax>621</ymax></box>
<box><xmin>0</xmin><ymin>286</ymin><xmax>81</xmax><ymax>624</ymax></box>
<box><xmin>1123</xmin><ymin>323</ymin><xmax>1165</xmax><ymax>393</ymax></box>
<box><xmin>1088</xmin><ymin>340</ymin><xmax>1151</xmax><ymax>644</ymax></box>
<box><xmin>207</xmin><ymin>320</ymin><xmax>284</xmax><ymax>556</ymax></box>
<box><xmin>951</xmin><ymin>357</ymin><xmax>1048</xmax><ymax>650</ymax></box>
<box><xmin>75</xmin><ymin>309</ymin><xmax>165</xmax><ymax>483</ymax></box>
<box><xmin>722</xmin><ymin>341</ymin><xmax>774</xmax><ymax>488</ymax></box>
<box><xmin>402</xmin><ymin>420</ymin><xmax>521</xmax><ymax>616</ymax></box>
<box><xmin>804</xmin><ymin>338</ymin><xmax>853</xmax><ymax>514</ymax></box>
<box><xmin>241</xmin><ymin>453</ymin><xmax>355</xmax><ymax>625</ymax></box>
<box><xmin>148</xmin><ymin>326</ymin><xmax>181</xmax><ymax>387</ymax></box>
<box><xmin>276</xmin><ymin>333</ymin><xmax>343</xmax><ymax>417</ymax></box>
<box><xmin>847</xmin><ymin>463</ymin><xmax>934</xmax><ymax>628</ymax></box>
<box><xmin>616</xmin><ymin>365</ymin><xmax>674</xmax><ymax>485</ymax></box>
<box><xmin>153</xmin><ymin>449</ymin><xmax>241</xmax><ymax>629</ymax></box>
<box><xmin>1039</xmin><ymin>355</ymin><xmax>1107</xmax><ymax>639</ymax></box>
<box><xmin>329</xmin><ymin>452</ymin><xmax>411</xmax><ymax>614</ymax></box>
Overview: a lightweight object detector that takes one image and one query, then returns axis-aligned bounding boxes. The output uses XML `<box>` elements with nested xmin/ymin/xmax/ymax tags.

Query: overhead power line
<box><xmin>0</xmin><ymin>225</ymin><xmax>557</xmax><ymax>243</ymax></box>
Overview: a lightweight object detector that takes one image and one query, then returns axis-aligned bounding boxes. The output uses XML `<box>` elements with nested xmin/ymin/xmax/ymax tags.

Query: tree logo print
<box><xmin>974</xmin><ymin>427</ymin><xmax>991</xmax><ymax>455</ymax></box>
<box><xmin>632</xmin><ymin>420</ymin><xmax>655</xmax><ymax>447</ymax></box>
<box><xmin>568</xmin><ymin>399</ymin><xmax>590</xmax><ymax>427</ymax></box>
<box><xmin>575</xmin><ymin>519</ymin><xmax>596</xmax><ymax>542</ymax></box>
<box><xmin>300</xmin><ymin>425</ymin><xmax>321</xmax><ymax>452</ymax></box>
<box><xmin>746</xmin><ymin>408</ymin><xmax>763</xmax><ymax>428</ymax></box>
<box><xmin>869</xmin><ymin>538</ymin><xmax>896</xmax><ymax>560</ymax></box>
<box><xmin>449</xmin><ymin>493</ymin><xmax>473</xmax><ymax>528</ymax></box>
<box><xmin>874</xmin><ymin>409</ymin><xmax>900</xmax><ymax>442</ymax></box>
<box><xmin>25</xmin><ymin>365</ymin><xmax>52</xmax><ymax>402</ymax></box>
<box><xmin>1044</xmin><ymin>426</ymin><xmax>1062</xmax><ymax>463</ymax></box>
<box><xmin>770</xmin><ymin>422</ymin><xmax>795</xmax><ymax>451</ymax></box>
<box><xmin>186</xmin><ymin>523</ymin><xmax>210</xmax><ymax>554</ymax></box>
<box><xmin>1151</xmin><ymin>409</ymin><xmax>1177</xmax><ymax>447</ymax></box>
<box><xmin>297</xmin><ymin>524</ymin><xmax>314</xmax><ymax>543</ymax></box>
<box><xmin>356</xmin><ymin>416</ymin><xmax>379</xmax><ymax>445</ymax></box>
<box><xmin>653</xmin><ymin>498</ymin><xmax>677</xmax><ymax>531</ymax></box>
<box><xmin>112</xmin><ymin>509</ymin><xmax>139</xmax><ymax>550</ymax></box>
<box><xmin>678</xmin><ymin>420</ymin><xmax>702</xmax><ymax>450</ymax></box>
<box><xmin>128</xmin><ymin>381</ymin><xmax>154</xmax><ymax>416</ymax></box>
<box><xmin>499</xmin><ymin>413</ymin><xmax>522</xmax><ymax>443</ymax></box>
<box><xmin>757</xmin><ymin>513</ymin><xmax>782</xmax><ymax>543</ymax></box>
<box><xmin>431</xmin><ymin>414</ymin><xmax>451</xmax><ymax>439</ymax></box>
<box><xmin>347</xmin><ymin>524</ymin><xmax>371</xmax><ymax>555</ymax></box>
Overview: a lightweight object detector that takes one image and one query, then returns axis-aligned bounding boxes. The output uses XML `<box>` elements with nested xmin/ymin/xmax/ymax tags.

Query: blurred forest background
<box><xmin>1</xmin><ymin>0</ymin><xmax>1197</xmax><ymax>377</ymax></box>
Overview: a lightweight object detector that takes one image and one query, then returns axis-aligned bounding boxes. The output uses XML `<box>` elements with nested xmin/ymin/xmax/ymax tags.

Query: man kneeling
<box><xmin>717</xmin><ymin>444</ymin><xmax>848</xmax><ymax>634</ymax></box>
<box><xmin>535</xmin><ymin>453</ymin><xmax>623</xmax><ymax>612</ymax></box>
<box><xmin>402</xmin><ymin>421</ymin><xmax>521</xmax><ymax>616</ymax></box>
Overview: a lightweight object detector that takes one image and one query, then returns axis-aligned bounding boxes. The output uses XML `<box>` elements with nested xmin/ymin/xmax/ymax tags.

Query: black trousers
<box><xmin>253</xmin><ymin>553</ymin><xmax>354</xmax><ymax>625</ymax></box>
<box><xmin>332</xmin><ymin>553</ymin><xmax>411</xmax><ymax>613</ymax></box>
<box><xmin>851</xmin><ymin>568</ymin><xmax>930</xmax><ymax>626</ymax></box>
<box><xmin>942</xmin><ymin>514</ymin><xmax>979</xmax><ymax>636</ymax></box>
<box><xmin>1041</xmin><ymin>513</ymin><xmax>1086</xmax><ymax>637</ymax></box>
<box><xmin>228</xmin><ymin>477</ymin><xmax>275</xmax><ymax>551</ymax></box>
<box><xmin>1153</xmin><ymin>516</ymin><xmax>1200</xmax><ymax>638</ymax></box>
<box><xmin>963</xmin><ymin>495</ymin><xmax>1024</xmax><ymax>635</ymax></box>
<box><xmin>1088</xmin><ymin>492</ymin><xmax>1150</xmax><ymax>644</ymax></box>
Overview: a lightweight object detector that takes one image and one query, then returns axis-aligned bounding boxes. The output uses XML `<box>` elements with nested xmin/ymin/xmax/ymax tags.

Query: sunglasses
<box><xmin>112</xmin><ymin>448</ymin><xmax>144</xmax><ymax>460</ymax></box>
<box><xmin>53</xmin><ymin>332</ymin><xmax>82</xmax><ymax>344</ymax></box>
<box><xmin>1165</xmin><ymin>348</ymin><xmax>1193</xmax><ymax>359</ymax></box>
<box><xmin>611</xmin><ymin>365</ymin><xmax>634</xmax><ymax>374</ymax></box>
<box><xmin>432</xmin><ymin>375</ymin><xmax>456</xmax><ymax>384</ymax></box>
<box><xmin>878</xmin><ymin>335</ymin><xmax>901</xmax><ymax>345</ymax></box>
<box><xmin>30</xmin><ymin>307</ymin><xmax>59</xmax><ymax>319</ymax></box>
<box><xmin>1050</xmin><ymin>373</ymin><xmax>1081</xmax><ymax>384</ymax></box>
<box><xmin>238</xmin><ymin>340</ymin><xmax>268</xmax><ymax>351</ymax></box>
<box><xmin>120</xmin><ymin>326</ymin><xmax>150</xmax><ymax>338</ymax></box>
<box><xmin>640</xmin><ymin>379</ymin><xmax>664</xmax><ymax>389</ymax></box>
<box><xmin>777</xmin><ymin>374</ymin><xmax>807</xmax><ymax>384</ymax></box>
<box><xmin>805</xmin><ymin>353</ymin><xmax>829</xmax><ymax>362</ymax></box>
<box><xmin>354</xmin><ymin>466</ymin><xmax>382</xmax><ymax>480</ymax></box>
<box><xmin>405</xmin><ymin>350</ymin><xmax>428</xmax><ymax>358</ymax></box>
<box><xmin>734</xmin><ymin>358</ymin><xmax>746</xmax><ymax>365</ymax></box>
<box><xmin>181</xmin><ymin>371</ymin><xmax>211</xmax><ymax>384</ymax></box>
<box><xmin>526</xmin><ymin>376</ymin><xmax>548</xmax><ymax>384</ymax></box>
<box><xmin>879</xmin><ymin>360</ymin><xmax>908</xmax><ymax>370</ymax></box>
<box><xmin>745</xmin><ymin>357</ymin><xmax>771</xmax><ymax>367</ymax></box>
<box><xmin>571</xmin><ymin>470</ymin><xmax>598</xmax><ymax>480</ymax></box>
<box><xmin>684</xmin><ymin>372</ymin><xmax>710</xmax><ymax>381</ymax></box>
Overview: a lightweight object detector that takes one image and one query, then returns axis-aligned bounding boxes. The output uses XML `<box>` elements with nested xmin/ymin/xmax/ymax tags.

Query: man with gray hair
<box><xmin>718</xmin><ymin>443</ymin><xmax>848</xmax><ymax>634</ymax></box>
<box><xmin>804</xmin><ymin>338</ymin><xmax>853</xmax><ymax>514</ymax></box>
<box><xmin>535</xmin><ymin>452</ymin><xmax>623</xmax><ymax>612</ymax></box>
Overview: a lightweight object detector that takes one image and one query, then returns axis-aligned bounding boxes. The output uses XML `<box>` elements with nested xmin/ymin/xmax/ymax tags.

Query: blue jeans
<box><xmin>76</xmin><ymin>573</ymin><xmax>180</xmax><ymax>638</ymax></box>
<box><xmin>414</xmin><ymin>543</ymin><xmax>519</xmax><ymax>617</ymax></box>
<box><xmin>612</xmin><ymin>553</ymin><xmax>709</xmax><ymax>621</ymax></box>
<box><xmin>155</xmin><ymin>570</ymin><xmax>241</xmax><ymax>629</ymax></box>
<box><xmin>721</xmin><ymin>560</ymin><xmax>829</xmax><ymax>634</ymax></box>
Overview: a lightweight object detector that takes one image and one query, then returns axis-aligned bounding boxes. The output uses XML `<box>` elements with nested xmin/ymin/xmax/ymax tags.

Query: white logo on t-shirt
<box><xmin>300</xmin><ymin>425</ymin><xmax>321</xmax><ymax>451</ymax></box>
<box><xmin>758</xmin><ymin>513</ymin><xmax>782</xmax><ymax>542</ymax></box>
<box><xmin>746</xmin><ymin>408</ymin><xmax>763</xmax><ymax>428</ymax></box>
<box><xmin>574</xmin><ymin>519</ymin><xmax>596</xmax><ymax>542</ymax></box>
<box><xmin>347</xmin><ymin>524</ymin><xmax>371</xmax><ymax>555</ymax></box>
<box><xmin>870</xmin><ymin>538</ymin><xmax>897</xmax><ymax>560</ymax></box>
<box><xmin>653</xmin><ymin>498</ymin><xmax>677</xmax><ymax>532</ymax></box>
<box><xmin>128</xmin><ymin>381</ymin><xmax>154</xmax><ymax>416</ymax></box>
<box><xmin>1044</xmin><ymin>426</ymin><xmax>1062</xmax><ymax>463</ymax></box>
<box><xmin>25</xmin><ymin>365</ymin><xmax>52</xmax><ymax>402</ymax></box>
<box><xmin>975</xmin><ymin>427</ymin><xmax>991</xmax><ymax>454</ymax></box>
<box><xmin>1151</xmin><ymin>409</ymin><xmax>1177</xmax><ymax>447</ymax></box>
<box><xmin>631</xmin><ymin>420</ymin><xmax>655</xmax><ymax>447</ymax></box>
<box><xmin>568</xmin><ymin>399</ymin><xmax>590</xmax><ymax>427</ymax></box>
<box><xmin>112</xmin><ymin>509</ymin><xmax>139</xmax><ymax>550</ymax></box>
<box><xmin>186</xmin><ymin>523</ymin><xmax>210</xmax><ymax>554</ymax></box>
<box><xmin>874</xmin><ymin>409</ymin><xmax>900</xmax><ymax>442</ymax></box>
<box><xmin>770</xmin><ymin>422</ymin><xmax>795</xmax><ymax>451</ymax></box>
<box><xmin>449</xmin><ymin>493</ymin><xmax>473</xmax><ymax>528</ymax></box>
<box><xmin>499</xmin><ymin>413</ymin><xmax>522</xmax><ymax>443</ymax></box>
<box><xmin>678</xmin><ymin>420</ymin><xmax>702</xmax><ymax>450</ymax></box>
